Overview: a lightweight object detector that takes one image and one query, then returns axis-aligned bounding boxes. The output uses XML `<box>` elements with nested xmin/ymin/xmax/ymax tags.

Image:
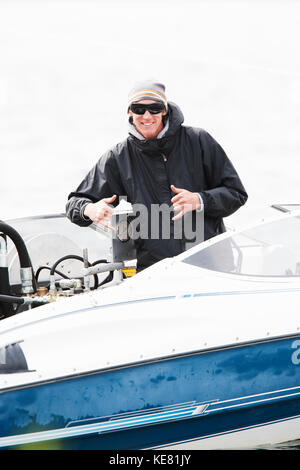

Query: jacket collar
<box><xmin>128</xmin><ymin>117</ymin><xmax>170</xmax><ymax>141</ymax></box>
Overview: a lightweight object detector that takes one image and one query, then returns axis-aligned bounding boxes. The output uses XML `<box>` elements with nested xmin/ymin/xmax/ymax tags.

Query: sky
<box><xmin>1</xmin><ymin>0</ymin><xmax>300</xmax><ymax>228</ymax></box>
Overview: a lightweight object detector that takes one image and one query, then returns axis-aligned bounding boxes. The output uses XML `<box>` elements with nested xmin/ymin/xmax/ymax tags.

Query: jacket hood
<box><xmin>166</xmin><ymin>102</ymin><xmax>184</xmax><ymax>135</ymax></box>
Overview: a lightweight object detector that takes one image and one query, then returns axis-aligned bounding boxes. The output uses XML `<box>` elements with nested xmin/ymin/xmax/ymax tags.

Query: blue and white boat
<box><xmin>1</xmin><ymin>206</ymin><xmax>300</xmax><ymax>449</ymax></box>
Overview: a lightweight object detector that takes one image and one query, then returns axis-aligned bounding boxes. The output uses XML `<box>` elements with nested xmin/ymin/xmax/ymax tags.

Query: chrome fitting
<box><xmin>57</xmin><ymin>278</ymin><xmax>82</xmax><ymax>290</ymax></box>
<box><xmin>20</xmin><ymin>267</ymin><xmax>34</xmax><ymax>294</ymax></box>
<box><xmin>22</xmin><ymin>296</ymin><xmax>50</xmax><ymax>305</ymax></box>
<box><xmin>49</xmin><ymin>274</ymin><xmax>57</xmax><ymax>297</ymax></box>
<box><xmin>83</xmin><ymin>248</ymin><xmax>90</xmax><ymax>291</ymax></box>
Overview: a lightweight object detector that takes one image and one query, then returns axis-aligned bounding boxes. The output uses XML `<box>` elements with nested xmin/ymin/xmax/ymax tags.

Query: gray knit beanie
<box><xmin>128</xmin><ymin>80</ymin><xmax>168</xmax><ymax>110</ymax></box>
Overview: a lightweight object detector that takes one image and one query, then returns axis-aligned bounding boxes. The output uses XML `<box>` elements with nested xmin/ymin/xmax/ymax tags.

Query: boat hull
<box><xmin>1</xmin><ymin>334</ymin><xmax>300</xmax><ymax>449</ymax></box>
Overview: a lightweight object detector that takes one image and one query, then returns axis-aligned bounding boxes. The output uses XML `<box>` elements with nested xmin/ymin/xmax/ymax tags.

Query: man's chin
<box><xmin>138</xmin><ymin>129</ymin><xmax>158</xmax><ymax>139</ymax></box>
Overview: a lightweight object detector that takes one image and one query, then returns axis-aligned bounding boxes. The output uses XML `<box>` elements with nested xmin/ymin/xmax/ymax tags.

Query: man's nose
<box><xmin>142</xmin><ymin>110</ymin><xmax>152</xmax><ymax>118</ymax></box>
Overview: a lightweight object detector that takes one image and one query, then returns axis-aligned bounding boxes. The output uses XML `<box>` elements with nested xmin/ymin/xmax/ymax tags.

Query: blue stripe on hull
<box><xmin>5</xmin><ymin>397</ymin><xmax>300</xmax><ymax>450</ymax></box>
<box><xmin>1</xmin><ymin>336</ymin><xmax>300</xmax><ymax>449</ymax></box>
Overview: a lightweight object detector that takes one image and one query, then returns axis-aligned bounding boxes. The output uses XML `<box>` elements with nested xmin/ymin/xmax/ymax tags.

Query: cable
<box><xmin>35</xmin><ymin>266</ymin><xmax>70</xmax><ymax>283</ymax></box>
<box><xmin>50</xmin><ymin>255</ymin><xmax>99</xmax><ymax>290</ymax></box>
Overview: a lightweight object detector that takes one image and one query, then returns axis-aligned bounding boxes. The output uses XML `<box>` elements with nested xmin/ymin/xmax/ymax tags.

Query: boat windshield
<box><xmin>183</xmin><ymin>214</ymin><xmax>300</xmax><ymax>277</ymax></box>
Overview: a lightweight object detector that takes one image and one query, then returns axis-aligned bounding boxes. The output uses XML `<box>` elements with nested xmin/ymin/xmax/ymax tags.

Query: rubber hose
<box><xmin>50</xmin><ymin>255</ymin><xmax>99</xmax><ymax>290</ymax></box>
<box><xmin>0</xmin><ymin>220</ymin><xmax>37</xmax><ymax>292</ymax></box>
<box><xmin>35</xmin><ymin>266</ymin><xmax>70</xmax><ymax>282</ymax></box>
<box><xmin>0</xmin><ymin>294</ymin><xmax>24</xmax><ymax>305</ymax></box>
<box><xmin>0</xmin><ymin>221</ymin><xmax>33</xmax><ymax>269</ymax></box>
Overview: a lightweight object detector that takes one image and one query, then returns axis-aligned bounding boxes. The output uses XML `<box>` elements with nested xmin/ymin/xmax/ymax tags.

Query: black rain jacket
<box><xmin>66</xmin><ymin>102</ymin><xmax>248</xmax><ymax>270</ymax></box>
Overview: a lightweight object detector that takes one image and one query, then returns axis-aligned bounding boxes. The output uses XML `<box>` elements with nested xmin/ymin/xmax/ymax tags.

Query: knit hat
<box><xmin>128</xmin><ymin>81</ymin><xmax>168</xmax><ymax>110</ymax></box>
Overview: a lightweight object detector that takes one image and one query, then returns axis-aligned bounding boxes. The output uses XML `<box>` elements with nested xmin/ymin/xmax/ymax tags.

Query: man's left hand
<box><xmin>170</xmin><ymin>185</ymin><xmax>201</xmax><ymax>220</ymax></box>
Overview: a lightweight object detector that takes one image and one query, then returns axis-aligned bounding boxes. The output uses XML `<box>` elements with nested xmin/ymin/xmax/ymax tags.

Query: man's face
<box><xmin>129</xmin><ymin>100</ymin><xmax>167</xmax><ymax>139</ymax></box>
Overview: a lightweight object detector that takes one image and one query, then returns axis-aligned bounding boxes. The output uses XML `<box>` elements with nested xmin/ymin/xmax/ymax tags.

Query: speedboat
<box><xmin>1</xmin><ymin>206</ymin><xmax>300</xmax><ymax>450</ymax></box>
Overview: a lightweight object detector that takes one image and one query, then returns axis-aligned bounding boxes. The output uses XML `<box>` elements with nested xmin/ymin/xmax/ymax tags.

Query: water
<box><xmin>1</xmin><ymin>0</ymin><xmax>300</xmax><ymax>449</ymax></box>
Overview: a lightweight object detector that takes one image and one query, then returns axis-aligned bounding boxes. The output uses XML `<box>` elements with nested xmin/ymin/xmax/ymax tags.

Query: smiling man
<box><xmin>129</xmin><ymin>100</ymin><xmax>167</xmax><ymax>140</ymax></box>
<box><xmin>66</xmin><ymin>81</ymin><xmax>248</xmax><ymax>271</ymax></box>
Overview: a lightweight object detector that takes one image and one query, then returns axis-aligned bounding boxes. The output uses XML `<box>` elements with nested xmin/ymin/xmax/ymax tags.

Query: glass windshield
<box><xmin>183</xmin><ymin>215</ymin><xmax>300</xmax><ymax>277</ymax></box>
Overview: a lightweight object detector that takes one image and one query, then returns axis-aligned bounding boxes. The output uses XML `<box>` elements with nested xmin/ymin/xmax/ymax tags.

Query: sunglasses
<box><xmin>130</xmin><ymin>102</ymin><xmax>165</xmax><ymax>115</ymax></box>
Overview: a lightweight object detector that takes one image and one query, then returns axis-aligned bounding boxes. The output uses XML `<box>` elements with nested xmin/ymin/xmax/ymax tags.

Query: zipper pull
<box><xmin>162</xmin><ymin>154</ymin><xmax>167</xmax><ymax>162</ymax></box>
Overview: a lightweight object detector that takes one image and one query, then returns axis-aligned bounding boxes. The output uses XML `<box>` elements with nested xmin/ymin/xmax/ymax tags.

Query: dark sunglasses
<box><xmin>130</xmin><ymin>102</ymin><xmax>165</xmax><ymax>115</ymax></box>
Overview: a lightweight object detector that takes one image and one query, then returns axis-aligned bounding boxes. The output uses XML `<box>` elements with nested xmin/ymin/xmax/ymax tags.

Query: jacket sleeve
<box><xmin>66</xmin><ymin>151</ymin><xmax>126</xmax><ymax>226</ymax></box>
<box><xmin>198</xmin><ymin>130</ymin><xmax>248</xmax><ymax>218</ymax></box>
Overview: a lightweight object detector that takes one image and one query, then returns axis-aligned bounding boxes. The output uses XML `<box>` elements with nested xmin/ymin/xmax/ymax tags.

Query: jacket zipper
<box><xmin>161</xmin><ymin>152</ymin><xmax>175</xmax><ymax>210</ymax></box>
<box><xmin>161</xmin><ymin>153</ymin><xmax>171</xmax><ymax>189</ymax></box>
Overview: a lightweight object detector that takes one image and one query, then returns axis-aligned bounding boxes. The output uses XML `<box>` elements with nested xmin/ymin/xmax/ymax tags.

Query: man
<box><xmin>66</xmin><ymin>81</ymin><xmax>247</xmax><ymax>271</ymax></box>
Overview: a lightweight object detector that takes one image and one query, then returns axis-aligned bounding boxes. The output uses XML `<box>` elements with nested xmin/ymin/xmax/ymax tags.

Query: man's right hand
<box><xmin>83</xmin><ymin>195</ymin><xmax>117</xmax><ymax>229</ymax></box>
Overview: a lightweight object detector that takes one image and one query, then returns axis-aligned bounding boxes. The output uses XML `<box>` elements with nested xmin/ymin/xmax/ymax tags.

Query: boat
<box><xmin>1</xmin><ymin>205</ymin><xmax>300</xmax><ymax>450</ymax></box>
